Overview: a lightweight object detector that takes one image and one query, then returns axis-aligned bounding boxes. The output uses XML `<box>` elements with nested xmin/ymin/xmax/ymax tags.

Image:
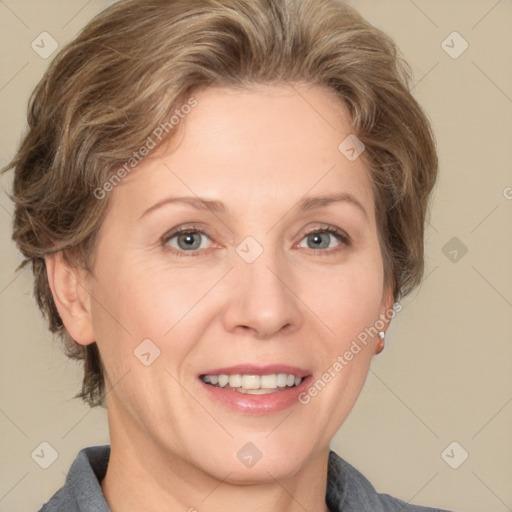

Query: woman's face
<box><xmin>82</xmin><ymin>84</ymin><xmax>393</xmax><ymax>481</ymax></box>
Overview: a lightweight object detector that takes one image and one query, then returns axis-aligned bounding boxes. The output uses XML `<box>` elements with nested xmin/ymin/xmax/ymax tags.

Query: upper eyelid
<box><xmin>163</xmin><ymin>224</ymin><xmax>349</xmax><ymax>249</ymax></box>
<box><xmin>161</xmin><ymin>224</ymin><xmax>213</xmax><ymax>242</ymax></box>
<box><xmin>296</xmin><ymin>227</ymin><xmax>350</xmax><ymax>248</ymax></box>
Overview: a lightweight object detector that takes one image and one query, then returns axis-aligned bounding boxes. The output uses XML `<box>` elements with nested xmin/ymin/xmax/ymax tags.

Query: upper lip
<box><xmin>198</xmin><ymin>364</ymin><xmax>311</xmax><ymax>378</ymax></box>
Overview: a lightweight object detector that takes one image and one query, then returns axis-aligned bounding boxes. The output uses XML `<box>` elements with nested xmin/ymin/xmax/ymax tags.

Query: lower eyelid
<box><xmin>272</xmin><ymin>230</ymin><xmax>347</xmax><ymax>254</ymax></box>
<box><xmin>162</xmin><ymin>227</ymin><xmax>349</xmax><ymax>255</ymax></box>
<box><xmin>163</xmin><ymin>230</ymin><xmax>212</xmax><ymax>250</ymax></box>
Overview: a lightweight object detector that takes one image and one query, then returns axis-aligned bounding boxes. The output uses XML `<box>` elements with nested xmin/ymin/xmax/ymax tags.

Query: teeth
<box><xmin>241</xmin><ymin>375</ymin><xmax>260</xmax><ymax>389</ymax></box>
<box><xmin>228</xmin><ymin>375</ymin><xmax>242</xmax><ymax>388</ymax></box>
<box><xmin>260</xmin><ymin>374</ymin><xmax>277</xmax><ymax>388</ymax></box>
<box><xmin>276</xmin><ymin>373</ymin><xmax>288</xmax><ymax>387</ymax></box>
<box><xmin>201</xmin><ymin>373</ymin><xmax>304</xmax><ymax>392</ymax></box>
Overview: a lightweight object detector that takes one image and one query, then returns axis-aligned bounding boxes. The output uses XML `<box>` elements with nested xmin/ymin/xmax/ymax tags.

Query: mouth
<box><xmin>198</xmin><ymin>364</ymin><xmax>311</xmax><ymax>395</ymax></box>
<box><xmin>200</xmin><ymin>373</ymin><xmax>304</xmax><ymax>394</ymax></box>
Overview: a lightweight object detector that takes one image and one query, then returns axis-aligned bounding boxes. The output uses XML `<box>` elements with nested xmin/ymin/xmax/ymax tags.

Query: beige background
<box><xmin>1</xmin><ymin>1</ymin><xmax>511</xmax><ymax>511</ymax></box>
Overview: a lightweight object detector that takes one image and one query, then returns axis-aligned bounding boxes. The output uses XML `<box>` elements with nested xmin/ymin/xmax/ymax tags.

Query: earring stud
<box><xmin>376</xmin><ymin>331</ymin><xmax>385</xmax><ymax>354</ymax></box>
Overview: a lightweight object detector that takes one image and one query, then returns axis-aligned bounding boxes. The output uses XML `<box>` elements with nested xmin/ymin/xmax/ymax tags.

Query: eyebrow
<box><xmin>140</xmin><ymin>192</ymin><xmax>369</xmax><ymax>220</ymax></box>
<box><xmin>298</xmin><ymin>193</ymin><xmax>368</xmax><ymax>220</ymax></box>
<box><xmin>141</xmin><ymin>196</ymin><xmax>225</xmax><ymax>218</ymax></box>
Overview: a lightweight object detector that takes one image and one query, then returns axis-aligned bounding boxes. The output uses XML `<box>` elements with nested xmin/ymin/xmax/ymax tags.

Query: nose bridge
<box><xmin>222</xmin><ymin>238</ymin><xmax>301</xmax><ymax>338</ymax></box>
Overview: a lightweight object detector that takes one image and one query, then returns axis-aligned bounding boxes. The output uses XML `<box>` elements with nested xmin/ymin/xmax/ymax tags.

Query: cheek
<box><xmin>89</xmin><ymin>256</ymin><xmax>216</xmax><ymax>356</ymax></box>
<box><xmin>300</xmin><ymin>254</ymin><xmax>384</xmax><ymax>344</ymax></box>
<box><xmin>89</xmin><ymin>232</ymin><xmax>384</xmax><ymax>362</ymax></box>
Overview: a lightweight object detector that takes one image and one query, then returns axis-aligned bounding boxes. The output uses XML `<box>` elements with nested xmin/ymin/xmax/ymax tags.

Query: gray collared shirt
<box><xmin>37</xmin><ymin>445</ymin><xmax>452</xmax><ymax>511</ymax></box>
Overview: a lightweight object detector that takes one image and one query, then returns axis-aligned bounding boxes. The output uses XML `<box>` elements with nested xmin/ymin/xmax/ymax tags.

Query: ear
<box><xmin>45</xmin><ymin>252</ymin><xmax>95</xmax><ymax>346</ymax></box>
<box><xmin>377</xmin><ymin>284</ymin><xmax>395</xmax><ymax>336</ymax></box>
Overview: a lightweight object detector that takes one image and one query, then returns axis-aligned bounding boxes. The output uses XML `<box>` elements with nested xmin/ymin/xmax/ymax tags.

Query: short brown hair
<box><xmin>4</xmin><ymin>0</ymin><xmax>438</xmax><ymax>407</ymax></box>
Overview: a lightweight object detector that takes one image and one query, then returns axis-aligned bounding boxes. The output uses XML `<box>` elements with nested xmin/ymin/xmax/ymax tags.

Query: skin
<box><xmin>46</xmin><ymin>83</ymin><xmax>394</xmax><ymax>512</ymax></box>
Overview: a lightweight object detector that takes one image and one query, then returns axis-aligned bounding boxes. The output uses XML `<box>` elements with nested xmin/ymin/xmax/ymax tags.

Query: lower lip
<box><xmin>199</xmin><ymin>377</ymin><xmax>312</xmax><ymax>415</ymax></box>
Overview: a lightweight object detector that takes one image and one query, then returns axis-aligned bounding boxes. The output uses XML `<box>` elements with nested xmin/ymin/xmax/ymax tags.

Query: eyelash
<box><xmin>300</xmin><ymin>226</ymin><xmax>350</xmax><ymax>251</ymax></box>
<box><xmin>161</xmin><ymin>224</ymin><xmax>350</xmax><ymax>257</ymax></box>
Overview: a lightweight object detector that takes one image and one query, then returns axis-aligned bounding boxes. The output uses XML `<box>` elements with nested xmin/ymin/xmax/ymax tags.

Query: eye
<box><xmin>297</xmin><ymin>226</ymin><xmax>349</xmax><ymax>252</ymax></box>
<box><xmin>163</xmin><ymin>227</ymin><xmax>213</xmax><ymax>256</ymax></box>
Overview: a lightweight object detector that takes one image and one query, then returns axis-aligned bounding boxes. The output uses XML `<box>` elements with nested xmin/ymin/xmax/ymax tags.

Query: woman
<box><xmin>5</xmin><ymin>0</ymin><xmax>450</xmax><ymax>510</ymax></box>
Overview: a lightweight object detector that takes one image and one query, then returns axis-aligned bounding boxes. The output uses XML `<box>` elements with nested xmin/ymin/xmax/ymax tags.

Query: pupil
<box><xmin>309</xmin><ymin>233</ymin><xmax>329</xmax><ymax>249</ymax></box>
<box><xmin>178</xmin><ymin>233</ymin><xmax>201</xmax><ymax>250</ymax></box>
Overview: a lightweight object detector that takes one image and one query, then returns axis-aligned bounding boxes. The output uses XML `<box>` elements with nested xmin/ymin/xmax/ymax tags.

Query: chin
<box><xmin>202</xmin><ymin>441</ymin><xmax>315</xmax><ymax>483</ymax></box>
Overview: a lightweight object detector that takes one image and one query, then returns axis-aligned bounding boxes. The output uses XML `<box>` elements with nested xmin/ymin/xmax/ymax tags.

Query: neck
<box><xmin>101</xmin><ymin>418</ymin><xmax>331</xmax><ymax>512</ymax></box>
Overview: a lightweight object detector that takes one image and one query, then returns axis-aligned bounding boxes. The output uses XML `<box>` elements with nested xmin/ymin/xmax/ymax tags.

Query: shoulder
<box><xmin>327</xmin><ymin>450</ymin><xmax>453</xmax><ymax>512</ymax></box>
<box><xmin>36</xmin><ymin>445</ymin><xmax>110</xmax><ymax>512</ymax></box>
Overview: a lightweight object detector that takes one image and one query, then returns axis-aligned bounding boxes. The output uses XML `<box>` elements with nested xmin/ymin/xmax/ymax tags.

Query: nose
<box><xmin>221</xmin><ymin>249</ymin><xmax>303</xmax><ymax>339</ymax></box>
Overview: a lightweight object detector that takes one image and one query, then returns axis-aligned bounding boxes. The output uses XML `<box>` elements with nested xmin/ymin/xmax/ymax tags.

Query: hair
<box><xmin>3</xmin><ymin>0</ymin><xmax>438</xmax><ymax>407</ymax></box>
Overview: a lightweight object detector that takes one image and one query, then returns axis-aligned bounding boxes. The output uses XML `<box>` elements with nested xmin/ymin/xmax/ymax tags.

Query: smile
<box><xmin>200</xmin><ymin>373</ymin><xmax>304</xmax><ymax>394</ymax></box>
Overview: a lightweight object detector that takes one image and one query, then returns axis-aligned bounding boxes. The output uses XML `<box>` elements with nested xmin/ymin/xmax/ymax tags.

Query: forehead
<box><xmin>110</xmin><ymin>83</ymin><xmax>374</xmax><ymax>221</ymax></box>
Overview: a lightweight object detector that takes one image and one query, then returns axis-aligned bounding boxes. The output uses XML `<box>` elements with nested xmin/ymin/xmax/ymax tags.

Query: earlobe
<box><xmin>45</xmin><ymin>252</ymin><xmax>95</xmax><ymax>346</ymax></box>
<box><xmin>374</xmin><ymin>286</ymin><xmax>395</xmax><ymax>354</ymax></box>
<box><xmin>375</xmin><ymin>331</ymin><xmax>386</xmax><ymax>355</ymax></box>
